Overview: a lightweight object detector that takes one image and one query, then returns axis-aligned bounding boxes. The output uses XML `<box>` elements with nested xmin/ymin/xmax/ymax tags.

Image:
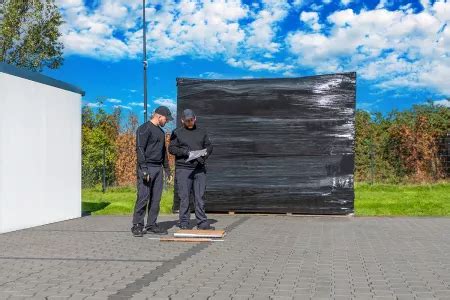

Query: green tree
<box><xmin>0</xmin><ymin>0</ymin><xmax>64</xmax><ymax>71</ymax></box>
<box><xmin>81</xmin><ymin>104</ymin><xmax>122</xmax><ymax>188</ymax></box>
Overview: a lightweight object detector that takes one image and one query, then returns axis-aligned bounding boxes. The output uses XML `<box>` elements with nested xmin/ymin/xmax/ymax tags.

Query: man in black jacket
<box><xmin>169</xmin><ymin>109</ymin><xmax>214</xmax><ymax>230</ymax></box>
<box><xmin>131</xmin><ymin>106</ymin><xmax>173</xmax><ymax>237</ymax></box>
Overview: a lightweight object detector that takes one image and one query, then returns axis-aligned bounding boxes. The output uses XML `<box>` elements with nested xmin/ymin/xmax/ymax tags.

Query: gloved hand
<box><xmin>142</xmin><ymin>170</ymin><xmax>151</xmax><ymax>183</ymax></box>
<box><xmin>196</xmin><ymin>156</ymin><xmax>206</xmax><ymax>165</ymax></box>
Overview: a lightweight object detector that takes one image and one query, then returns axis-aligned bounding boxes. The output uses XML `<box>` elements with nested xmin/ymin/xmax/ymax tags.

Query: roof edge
<box><xmin>0</xmin><ymin>62</ymin><xmax>85</xmax><ymax>96</ymax></box>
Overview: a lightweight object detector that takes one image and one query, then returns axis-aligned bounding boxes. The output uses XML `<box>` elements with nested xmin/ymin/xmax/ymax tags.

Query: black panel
<box><xmin>174</xmin><ymin>73</ymin><xmax>356</xmax><ymax>214</ymax></box>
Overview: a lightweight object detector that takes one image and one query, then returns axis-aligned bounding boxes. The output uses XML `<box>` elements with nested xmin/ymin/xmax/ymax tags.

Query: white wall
<box><xmin>0</xmin><ymin>72</ymin><xmax>81</xmax><ymax>233</ymax></box>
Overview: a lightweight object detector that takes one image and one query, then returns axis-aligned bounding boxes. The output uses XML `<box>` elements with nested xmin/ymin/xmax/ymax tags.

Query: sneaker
<box><xmin>145</xmin><ymin>224</ymin><xmax>168</xmax><ymax>235</ymax></box>
<box><xmin>197</xmin><ymin>223</ymin><xmax>215</xmax><ymax>230</ymax></box>
<box><xmin>131</xmin><ymin>225</ymin><xmax>143</xmax><ymax>237</ymax></box>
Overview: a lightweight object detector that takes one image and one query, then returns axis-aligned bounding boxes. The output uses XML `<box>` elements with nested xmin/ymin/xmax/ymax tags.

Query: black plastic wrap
<box><xmin>174</xmin><ymin>73</ymin><xmax>356</xmax><ymax>214</ymax></box>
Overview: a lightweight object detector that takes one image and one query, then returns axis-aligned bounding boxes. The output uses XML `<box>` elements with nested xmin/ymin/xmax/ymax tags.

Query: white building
<box><xmin>0</xmin><ymin>63</ymin><xmax>84</xmax><ymax>233</ymax></box>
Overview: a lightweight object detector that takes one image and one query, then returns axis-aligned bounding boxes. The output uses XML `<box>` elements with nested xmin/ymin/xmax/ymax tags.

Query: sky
<box><xmin>44</xmin><ymin>0</ymin><xmax>450</xmax><ymax>124</ymax></box>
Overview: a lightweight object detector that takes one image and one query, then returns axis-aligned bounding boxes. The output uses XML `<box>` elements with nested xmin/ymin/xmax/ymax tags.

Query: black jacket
<box><xmin>136</xmin><ymin>121</ymin><xmax>169</xmax><ymax>172</ymax></box>
<box><xmin>169</xmin><ymin>125</ymin><xmax>213</xmax><ymax>169</ymax></box>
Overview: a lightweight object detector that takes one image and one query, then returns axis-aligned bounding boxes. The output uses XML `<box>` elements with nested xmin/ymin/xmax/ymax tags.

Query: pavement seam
<box><xmin>0</xmin><ymin>257</ymin><xmax>166</xmax><ymax>263</ymax></box>
<box><xmin>30</xmin><ymin>230</ymin><xmax>131</xmax><ymax>232</ymax></box>
<box><xmin>107</xmin><ymin>216</ymin><xmax>250</xmax><ymax>300</ymax></box>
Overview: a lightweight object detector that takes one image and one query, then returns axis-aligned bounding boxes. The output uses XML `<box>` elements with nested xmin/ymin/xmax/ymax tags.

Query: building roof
<box><xmin>0</xmin><ymin>62</ymin><xmax>85</xmax><ymax>96</ymax></box>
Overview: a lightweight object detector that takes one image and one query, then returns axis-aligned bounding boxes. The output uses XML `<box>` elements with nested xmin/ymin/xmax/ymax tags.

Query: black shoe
<box><xmin>197</xmin><ymin>223</ymin><xmax>215</xmax><ymax>230</ymax></box>
<box><xmin>179</xmin><ymin>224</ymin><xmax>189</xmax><ymax>230</ymax></box>
<box><xmin>145</xmin><ymin>224</ymin><xmax>168</xmax><ymax>235</ymax></box>
<box><xmin>131</xmin><ymin>225</ymin><xmax>143</xmax><ymax>237</ymax></box>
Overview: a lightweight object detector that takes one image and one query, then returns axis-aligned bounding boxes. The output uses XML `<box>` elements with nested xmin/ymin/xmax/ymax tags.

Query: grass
<box><xmin>355</xmin><ymin>182</ymin><xmax>450</xmax><ymax>216</ymax></box>
<box><xmin>82</xmin><ymin>185</ymin><xmax>174</xmax><ymax>215</ymax></box>
<box><xmin>82</xmin><ymin>182</ymin><xmax>450</xmax><ymax>216</ymax></box>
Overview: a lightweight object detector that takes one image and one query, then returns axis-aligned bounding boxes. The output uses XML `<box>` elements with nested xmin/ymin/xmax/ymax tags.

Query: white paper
<box><xmin>186</xmin><ymin>148</ymin><xmax>208</xmax><ymax>162</ymax></box>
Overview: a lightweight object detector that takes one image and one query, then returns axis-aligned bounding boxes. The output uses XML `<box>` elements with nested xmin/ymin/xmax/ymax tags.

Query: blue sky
<box><xmin>45</xmin><ymin>0</ymin><xmax>450</xmax><ymax>123</ymax></box>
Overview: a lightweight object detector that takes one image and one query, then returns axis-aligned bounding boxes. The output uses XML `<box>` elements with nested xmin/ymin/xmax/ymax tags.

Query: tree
<box><xmin>0</xmin><ymin>0</ymin><xmax>64</xmax><ymax>71</ymax></box>
<box><xmin>81</xmin><ymin>103</ymin><xmax>121</xmax><ymax>188</ymax></box>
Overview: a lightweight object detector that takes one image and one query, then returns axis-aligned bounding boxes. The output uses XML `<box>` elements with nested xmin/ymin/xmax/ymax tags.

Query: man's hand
<box><xmin>142</xmin><ymin>171</ymin><xmax>151</xmax><ymax>183</ymax></box>
<box><xmin>166</xmin><ymin>174</ymin><xmax>174</xmax><ymax>182</ymax></box>
<box><xmin>164</xmin><ymin>169</ymin><xmax>173</xmax><ymax>183</ymax></box>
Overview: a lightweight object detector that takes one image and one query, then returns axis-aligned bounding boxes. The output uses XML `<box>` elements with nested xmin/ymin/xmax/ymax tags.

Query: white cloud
<box><xmin>293</xmin><ymin>0</ymin><xmax>302</xmax><ymax>7</ymax></box>
<box><xmin>199</xmin><ymin>72</ymin><xmax>226</xmax><ymax>79</ymax></box>
<box><xmin>376</xmin><ymin>0</ymin><xmax>388</xmax><ymax>9</ymax></box>
<box><xmin>129</xmin><ymin>102</ymin><xmax>144</xmax><ymax>107</ymax></box>
<box><xmin>286</xmin><ymin>1</ymin><xmax>450</xmax><ymax>95</ymax></box>
<box><xmin>58</xmin><ymin>0</ymin><xmax>450</xmax><ymax>97</ymax></box>
<box><xmin>107</xmin><ymin>98</ymin><xmax>122</xmax><ymax>103</ymax></box>
<box><xmin>227</xmin><ymin>58</ymin><xmax>294</xmax><ymax>72</ymax></box>
<box><xmin>434</xmin><ymin>99</ymin><xmax>450</xmax><ymax>107</ymax></box>
<box><xmin>57</xmin><ymin>0</ymin><xmax>138</xmax><ymax>59</ymax></box>
<box><xmin>86</xmin><ymin>102</ymin><xmax>104</xmax><ymax>108</ymax></box>
<box><xmin>56</xmin><ymin>0</ymin><xmax>84</xmax><ymax>9</ymax></box>
<box><xmin>300</xmin><ymin>11</ymin><xmax>321</xmax><ymax>31</ymax></box>
<box><xmin>113</xmin><ymin>104</ymin><xmax>132</xmax><ymax>110</ymax></box>
<box><xmin>154</xmin><ymin>98</ymin><xmax>177</xmax><ymax>111</ymax></box>
<box><xmin>59</xmin><ymin>0</ymin><xmax>248</xmax><ymax>60</ymax></box>
<box><xmin>245</xmin><ymin>0</ymin><xmax>290</xmax><ymax>53</ymax></box>
<box><xmin>420</xmin><ymin>0</ymin><xmax>431</xmax><ymax>10</ymax></box>
<box><xmin>341</xmin><ymin>0</ymin><xmax>353</xmax><ymax>6</ymax></box>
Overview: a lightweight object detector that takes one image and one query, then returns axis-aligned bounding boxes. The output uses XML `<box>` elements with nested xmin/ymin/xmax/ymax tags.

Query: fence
<box><xmin>82</xmin><ymin>133</ymin><xmax>175</xmax><ymax>191</ymax></box>
<box><xmin>83</xmin><ymin>131</ymin><xmax>450</xmax><ymax>190</ymax></box>
<box><xmin>439</xmin><ymin>133</ymin><xmax>450</xmax><ymax>176</ymax></box>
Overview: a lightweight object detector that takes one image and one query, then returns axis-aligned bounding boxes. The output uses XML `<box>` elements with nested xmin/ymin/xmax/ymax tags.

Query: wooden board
<box><xmin>159</xmin><ymin>237</ymin><xmax>223</xmax><ymax>242</ymax></box>
<box><xmin>174</xmin><ymin>229</ymin><xmax>225</xmax><ymax>238</ymax></box>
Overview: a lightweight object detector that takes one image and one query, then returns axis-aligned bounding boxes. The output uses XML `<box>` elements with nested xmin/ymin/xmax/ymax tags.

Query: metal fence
<box><xmin>82</xmin><ymin>134</ymin><xmax>175</xmax><ymax>192</ymax></box>
<box><xmin>439</xmin><ymin>133</ymin><xmax>450</xmax><ymax>176</ymax></box>
<box><xmin>82</xmin><ymin>133</ymin><xmax>450</xmax><ymax>191</ymax></box>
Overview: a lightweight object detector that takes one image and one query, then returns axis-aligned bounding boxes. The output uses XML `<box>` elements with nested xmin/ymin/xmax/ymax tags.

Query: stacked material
<box><xmin>175</xmin><ymin>73</ymin><xmax>356</xmax><ymax>215</ymax></box>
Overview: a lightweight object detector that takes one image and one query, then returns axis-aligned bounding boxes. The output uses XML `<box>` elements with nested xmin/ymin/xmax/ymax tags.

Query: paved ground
<box><xmin>0</xmin><ymin>215</ymin><xmax>450</xmax><ymax>300</ymax></box>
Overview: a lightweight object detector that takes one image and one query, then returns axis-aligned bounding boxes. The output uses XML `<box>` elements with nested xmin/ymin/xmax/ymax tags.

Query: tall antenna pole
<box><xmin>142</xmin><ymin>0</ymin><xmax>148</xmax><ymax>123</ymax></box>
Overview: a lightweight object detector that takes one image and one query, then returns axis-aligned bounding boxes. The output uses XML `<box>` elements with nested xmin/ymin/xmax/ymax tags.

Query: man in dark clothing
<box><xmin>169</xmin><ymin>109</ymin><xmax>214</xmax><ymax>230</ymax></box>
<box><xmin>131</xmin><ymin>106</ymin><xmax>173</xmax><ymax>237</ymax></box>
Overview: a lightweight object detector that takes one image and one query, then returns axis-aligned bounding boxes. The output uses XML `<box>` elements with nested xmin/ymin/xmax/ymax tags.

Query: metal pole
<box><xmin>143</xmin><ymin>0</ymin><xmax>148</xmax><ymax>123</ymax></box>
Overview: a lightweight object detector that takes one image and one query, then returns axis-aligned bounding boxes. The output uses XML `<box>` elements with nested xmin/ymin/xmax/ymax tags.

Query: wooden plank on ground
<box><xmin>159</xmin><ymin>237</ymin><xmax>223</xmax><ymax>242</ymax></box>
<box><xmin>174</xmin><ymin>229</ymin><xmax>225</xmax><ymax>238</ymax></box>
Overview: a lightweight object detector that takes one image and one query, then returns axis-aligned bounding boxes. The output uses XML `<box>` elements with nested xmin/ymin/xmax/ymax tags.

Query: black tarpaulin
<box><xmin>174</xmin><ymin>72</ymin><xmax>356</xmax><ymax>215</ymax></box>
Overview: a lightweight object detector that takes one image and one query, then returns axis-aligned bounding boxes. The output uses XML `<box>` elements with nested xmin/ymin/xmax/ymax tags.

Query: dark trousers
<box><xmin>132</xmin><ymin>164</ymin><xmax>163</xmax><ymax>227</ymax></box>
<box><xmin>176</xmin><ymin>167</ymin><xmax>207</xmax><ymax>227</ymax></box>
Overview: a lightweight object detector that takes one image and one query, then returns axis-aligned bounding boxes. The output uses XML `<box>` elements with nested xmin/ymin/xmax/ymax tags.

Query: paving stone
<box><xmin>0</xmin><ymin>215</ymin><xmax>449</xmax><ymax>300</ymax></box>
